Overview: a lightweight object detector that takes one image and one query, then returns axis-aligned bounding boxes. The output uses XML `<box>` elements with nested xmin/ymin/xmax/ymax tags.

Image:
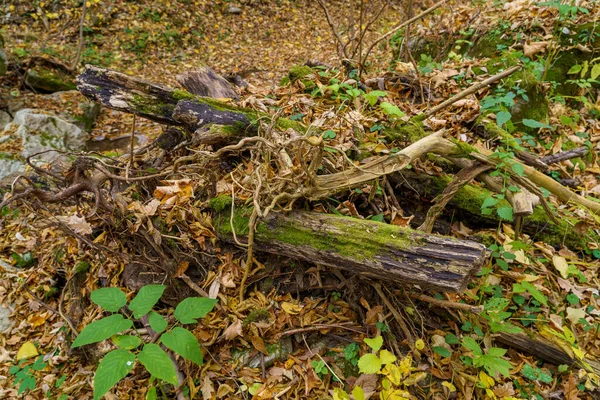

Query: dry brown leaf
<box><xmin>201</xmin><ymin>375</ymin><xmax>215</xmax><ymax>400</ymax></box>
<box><xmin>562</xmin><ymin>374</ymin><xmax>580</xmax><ymax>400</ymax></box>
<box><xmin>216</xmin><ymin>383</ymin><xmax>234</xmax><ymax>399</ymax></box>
<box><xmin>365</xmin><ymin>305</ymin><xmax>383</xmax><ymax>325</ymax></box>
<box><xmin>523</xmin><ymin>41</ymin><xmax>550</xmax><ymax>57</ymax></box>
<box><xmin>223</xmin><ymin>317</ymin><xmax>243</xmax><ymax>340</ymax></box>
<box><xmin>493</xmin><ymin>381</ymin><xmax>515</xmax><ymax>397</ymax></box>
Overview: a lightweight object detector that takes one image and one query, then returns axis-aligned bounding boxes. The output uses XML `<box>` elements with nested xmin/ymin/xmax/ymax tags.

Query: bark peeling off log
<box><xmin>177</xmin><ymin>68</ymin><xmax>239</xmax><ymax>99</ymax></box>
<box><xmin>173</xmin><ymin>100</ymin><xmax>249</xmax><ymax>131</ymax></box>
<box><xmin>77</xmin><ymin>65</ymin><xmax>179</xmax><ymax>125</ymax></box>
<box><xmin>215</xmin><ymin>209</ymin><xmax>488</xmax><ymax>292</ymax></box>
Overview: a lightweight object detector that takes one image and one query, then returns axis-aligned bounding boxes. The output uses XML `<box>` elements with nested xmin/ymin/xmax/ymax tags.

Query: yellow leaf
<box><xmin>572</xmin><ymin>346</ymin><xmax>586</xmax><ymax>361</ymax></box>
<box><xmin>415</xmin><ymin>339</ymin><xmax>425</xmax><ymax>350</ymax></box>
<box><xmin>379</xmin><ymin>349</ymin><xmax>397</xmax><ymax>365</ymax></box>
<box><xmin>352</xmin><ymin>386</ymin><xmax>365</xmax><ymax>400</ymax></box>
<box><xmin>16</xmin><ymin>341</ymin><xmax>39</xmax><ymax>360</ymax></box>
<box><xmin>442</xmin><ymin>381</ymin><xmax>456</xmax><ymax>392</ymax></box>
<box><xmin>281</xmin><ymin>302</ymin><xmax>303</xmax><ymax>314</ymax></box>
<box><xmin>333</xmin><ymin>388</ymin><xmax>351</xmax><ymax>400</ymax></box>
<box><xmin>403</xmin><ymin>372</ymin><xmax>427</xmax><ymax>386</ymax></box>
<box><xmin>383</xmin><ymin>364</ymin><xmax>402</xmax><ymax>386</ymax></box>
<box><xmin>552</xmin><ymin>255</ymin><xmax>569</xmax><ymax>279</ymax></box>
<box><xmin>479</xmin><ymin>371</ymin><xmax>495</xmax><ymax>388</ymax></box>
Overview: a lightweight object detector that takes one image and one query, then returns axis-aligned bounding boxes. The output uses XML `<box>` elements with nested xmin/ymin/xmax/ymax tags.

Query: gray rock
<box><xmin>0</xmin><ymin>110</ymin><xmax>10</xmax><ymax>129</ymax></box>
<box><xmin>0</xmin><ymin>110</ymin><xmax>88</xmax><ymax>180</ymax></box>
<box><xmin>13</xmin><ymin>109</ymin><xmax>87</xmax><ymax>162</ymax></box>
<box><xmin>0</xmin><ymin>303</ymin><xmax>13</xmax><ymax>333</ymax></box>
<box><xmin>227</xmin><ymin>6</ymin><xmax>242</xmax><ymax>14</ymax></box>
<box><xmin>0</xmin><ymin>153</ymin><xmax>25</xmax><ymax>179</ymax></box>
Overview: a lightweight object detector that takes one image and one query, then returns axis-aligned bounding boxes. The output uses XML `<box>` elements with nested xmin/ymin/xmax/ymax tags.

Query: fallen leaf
<box><xmin>552</xmin><ymin>255</ymin><xmax>569</xmax><ymax>279</ymax></box>
<box><xmin>566</xmin><ymin>307</ymin><xmax>586</xmax><ymax>324</ymax></box>
<box><xmin>16</xmin><ymin>341</ymin><xmax>39</xmax><ymax>360</ymax></box>
<box><xmin>281</xmin><ymin>302</ymin><xmax>303</xmax><ymax>314</ymax></box>
<box><xmin>201</xmin><ymin>375</ymin><xmax>215</xmax><ymax>400</ymax></box>
<box><xmin>523</xmin><ymin>41</ymin><xmax>550</xmax><ymax>57</ymax></box>
<box><xmin>223</xmin><ymin>318</ymin><xmax>243</xmax><ymax>340</ymax></box>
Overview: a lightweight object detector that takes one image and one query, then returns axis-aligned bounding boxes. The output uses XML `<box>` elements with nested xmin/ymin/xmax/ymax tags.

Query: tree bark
<box><xmin>496</xmin><ymin>332</ymin><xmax>600</xmax><ymax>375</ymax></box>
<box><xmin>76</xmin><ymin>65</ymin><xmax>301</xmax><ymax>143</ymax></box>
<box><xmin>214</xmin><ymin>208</ymin><xmax>488</xmax><ymax>292</ymax></box>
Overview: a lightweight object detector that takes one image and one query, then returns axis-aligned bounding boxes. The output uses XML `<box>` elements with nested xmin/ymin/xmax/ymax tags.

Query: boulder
<box><xmin>0</xmin><ymin>110</ymin><xmax>88</xmax><ymax>179</ymax></box>
<box><xmin>13</xmin><ymin>109</ymin><xmax>87</xmax><ymax>161</ymax></box>
<box><xmin>0</xmin><ymin>110</ymin><xmax>11</xmax><ymax>129</ymax></box>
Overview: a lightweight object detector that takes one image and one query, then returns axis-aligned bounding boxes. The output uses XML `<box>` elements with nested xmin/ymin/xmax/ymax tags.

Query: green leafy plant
<box><xmin>461</xmin><ymin>337</ymin><xmax>512</xmax><ymax>378</ymax></box>
<box><xmin>72</xmin><ymin>285</ymin><xmax>218</xmax><ymax>399</ymax></box>
<box><xmin>522</xmin><ymin>363</ymin><xmax>553</xmax><ymax>383</ymax></box>
<box><xmin>9</xmin><ymin>355</ymin><xmax>47</xmax><ymax>395</ymax></box>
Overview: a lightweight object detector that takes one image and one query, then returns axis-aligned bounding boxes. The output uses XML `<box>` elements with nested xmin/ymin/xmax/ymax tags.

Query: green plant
<box><xmin>312</xmin><ymin>359</ymin><xmax>329</xmax><ymax>379</ymax></box>
<box><xmin>461</xmin><ymin>337</ymin><xmax>512</xmax><ymax>378</ymax></box>
<box><xmin>333</xmin><ymin>336</ymin><xmax>421</xmax><ymax>399</ymax></box>
<box><xmin>539</xmin><ymin>0</ymin><xmax>589</xmax><ymax>20</ymax></box>
<box><xmin>9</xmin><ymin>355</ymin><xmax>46</xmax><ymax>395</ymax></box>
<box><xmin>72</xmin><ymin>285</ymin><xmax>218</xmax><ymax>399</ymax></box>
<box><xmin>417</xmin><ymin>54</ymin><xmax>442</xmax><ymax>74</ymax></box>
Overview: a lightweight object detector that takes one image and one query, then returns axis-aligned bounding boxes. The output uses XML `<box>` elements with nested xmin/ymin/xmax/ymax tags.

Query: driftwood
<box><xmin>213</xmin><ymin>208</ymin><xmax>488</xmax><ymax>292</ymax></box>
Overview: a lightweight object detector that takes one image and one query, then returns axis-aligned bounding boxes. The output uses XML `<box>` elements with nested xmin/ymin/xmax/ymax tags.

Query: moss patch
<box><xmin>25</xmin><ymin>67</ymin><xmax>76</xmax><ymax>93</ymax></box>
<box><xmin>288</xmin><ymin>65</ymin><xmax>313</xmax><ymax>82</ymax></box>
<box><xmin>209</xmin><ymin>194</ymin><xmax>233</xmax><ymax>213</ymax></box>
<box><xmin>214</xmin><ymin>208</ymin><xmax>420</xmax><ymax>262</ymax></box>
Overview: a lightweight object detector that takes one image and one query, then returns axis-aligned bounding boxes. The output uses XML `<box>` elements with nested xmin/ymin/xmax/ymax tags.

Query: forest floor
<box><xmin>1</xmin><ymin>0</ymin><xmax>600</xmax><ymax>399</ymax></box>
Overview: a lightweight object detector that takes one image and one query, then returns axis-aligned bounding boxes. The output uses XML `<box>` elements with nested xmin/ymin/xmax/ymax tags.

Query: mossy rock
<box><xmin>25</xmin><ymin>67</ymin><xmax>77</xmax><ymax>93</ymax></box>
<box><xmin>288</xmin><ymin>65</ymin><xmax>313</xmax><ymax>82</ymax></box>
<box><xmin>288</xmin><ymin>65</ymin><xmax>316</xmax><ymax>91</ymax></box>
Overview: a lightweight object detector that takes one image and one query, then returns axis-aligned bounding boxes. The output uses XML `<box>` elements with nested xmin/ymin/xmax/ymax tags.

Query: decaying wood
<box><xmin>497</xmin><ymin>332</ymin><xmax>600</xmax><ymax>375</ymax></box>
<box><xmin>418</xmin><ymin>162</ymin><xmax>492</xmax><ymax>233</ymax></box>
<box><xmin>390</xmin><ymin>171</ymin><xmax>599</xmax><ymax>249</ymax></box>
<box><xmin>176</xmin><ymin>67</ymin><xmax>239</xmax><ymax>99</ymax></box>
<box><xmin>541</xmin><ymin>147</ymin><xmax>588</xmax><ymax>165</ymax></box>
<box><xmin>307</xmin><ymin>130</ymin><xmax>459</xmax><ymax>199</ymax></box>
<box><xmin>77</xmin><ymin>65</ymin><xmax>251</xmax><ymax>131</ymax></box>
<box><xmin>214</xmin><ymin>209</ymin><xmax>488</xmax><ymax>292</ymax></box>
<box><xmin>77</xmin><ymin>66</ymin><xmax>600</xmax><ymax>220</ymax></box>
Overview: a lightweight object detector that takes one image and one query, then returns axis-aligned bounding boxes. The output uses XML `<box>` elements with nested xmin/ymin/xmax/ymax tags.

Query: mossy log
<box><xmin>213</xmin><ymin>207</ymin><xmax>488</xmax><ymax>292</ymax></box>
<box><xmin>76</xmin><ymin>65</ymin><xmax>303</xmax><ymax>146</ymax></box>
<box><xmin>496</xmin><ymin>332</ymin><xmax>600</xmax><ymax>375</ymax></box>
<box><xmin>391</xmin><ymin>171</ymin><xmax>600</xmax><ymax>249</ymax></box>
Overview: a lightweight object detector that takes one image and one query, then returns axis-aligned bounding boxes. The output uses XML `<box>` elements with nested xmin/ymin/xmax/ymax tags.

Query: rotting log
<box><xmin>391</xmin><ymin>171</ymin><xmax>600</xmax><ymax>249</ymax></box>
<box><xmin>496</xmin><ymin>332</ymin><xmax>600</xmax><ymax>375</ymax></box>
<box><xmin>213</xmin><ymin>206</ymin><xmax>488</xmax><ymax>292</ymax></box>
<box><xmin>76</xmin><ymin>65</ymin><xmax>303</xmax><ymax>145</ymax></box>
<box><xmin>176</xmin><ymin>67</ymin><xmax>239</xmax><ymax>99</ymax></box>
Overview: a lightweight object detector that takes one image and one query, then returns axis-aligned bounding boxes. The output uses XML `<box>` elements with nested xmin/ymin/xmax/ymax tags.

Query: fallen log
<box><xmin>212</xmin><ymin>204</ymin><xmax>488</xmax><ymax>292</ymax></box>
<box><xmin>496</xmin><ymin>332</ymin><xmax>600</xmax><ymax>375</ymax></box>
<box><xmin>391</xmin><ymin>171</ymin><xmax>600</xmax><ymax>249</ymax></box>
<box><xmin>76</xmin><ymin>65</ymin><xmax>301</xmax><ymax>146</ymax></box>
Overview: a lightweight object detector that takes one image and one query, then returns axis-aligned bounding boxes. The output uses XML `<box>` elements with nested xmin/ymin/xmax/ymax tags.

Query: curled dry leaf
<box><xmin>57</xmin><ymin>215</ymin><xmax>93</xmax><ymax>235</ymax></box>
<box><xmin>523</xmin><ymin>41</ymin><xmax>550</xmax><ymax>57</ymax></box>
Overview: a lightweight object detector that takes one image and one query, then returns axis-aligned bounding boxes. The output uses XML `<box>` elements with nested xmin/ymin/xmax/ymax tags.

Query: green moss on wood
<box><xmin>209</xmin><ymin>194</ymin><xmax>233</xmax><ymax>212</ymax></box>
<box><xmin>418</xmin><ymin>173</ymin><xmax>598</xmax><ymax>249</ymax></box>
<box><xmin>173</xmin><ymin>89</ymin><xmax>196</xmax><ymax>101</ymax></box>
<box><xmin>25</xmin><ymin>67</ymin><xmax>76</xmax><ymax>93</ymax></box>
<box><xmin>214</xmin><ymin>207</ymin><xmax>420</xmax><ymax>261</ymax></box>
